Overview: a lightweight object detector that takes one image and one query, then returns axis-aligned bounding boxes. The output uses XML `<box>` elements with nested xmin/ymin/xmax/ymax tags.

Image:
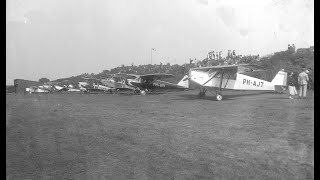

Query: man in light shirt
<box><xmin>298</xmin><ymin>68</ymin><xmax>309</xmax><ymax>98</ymax></box>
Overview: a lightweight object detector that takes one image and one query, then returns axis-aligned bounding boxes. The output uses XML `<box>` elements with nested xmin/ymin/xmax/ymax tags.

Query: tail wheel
<box><xmin>108</xmin><ymin>89</ymin><xmax>113</xmax><ymax>94</ymax></box>
<box><xmin>216</xmin><ymin>94</ymin><xmax>223</xmax><ymax>101</ymax></box>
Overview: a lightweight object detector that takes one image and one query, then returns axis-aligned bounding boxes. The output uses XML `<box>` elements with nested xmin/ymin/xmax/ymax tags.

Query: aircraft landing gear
<box><xmin>198</xmin><ymin>88</ymin><xmax>207</xmax><ymax>99</ymax></box>
<box><xmin>216</xmin><ymin>94</ymin><xmax>223</xmax><ymax>101</ymax></box>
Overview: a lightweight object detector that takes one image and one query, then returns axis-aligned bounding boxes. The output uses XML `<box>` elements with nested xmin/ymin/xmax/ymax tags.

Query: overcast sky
<box><xmin>6</xmin><ymin>0</ymin><xmax>313</xmax><ymax>84</ymax></box>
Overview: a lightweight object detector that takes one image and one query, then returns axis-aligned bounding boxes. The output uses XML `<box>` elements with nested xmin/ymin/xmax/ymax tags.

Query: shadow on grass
<box><xmin>173</xmin><ymin>91</ymin><xmax>279</xmax><ymax>101</ymax></box>
<box><xmin>116</xmin><ymin>92</ymin><xmax>168</xmax><ymax>96</ymax></box>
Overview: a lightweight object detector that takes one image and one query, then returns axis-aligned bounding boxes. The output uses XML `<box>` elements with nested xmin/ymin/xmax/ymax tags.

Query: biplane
<box><xmin>114</xmin><ymin>73</ymin><xmax>189</xmax><ymax>95</ymax></box>
<box><xmin>185</xmin><ymin>64</ymin><xmax>287</xmax><ymax>101</ymax></box>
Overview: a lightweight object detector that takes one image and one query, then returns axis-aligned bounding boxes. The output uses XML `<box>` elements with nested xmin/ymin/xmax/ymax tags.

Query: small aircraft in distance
<box><xmin>38</xmin><ymin>84</ymin><xmax>55</xmax><ymax>92</ymax></box>
<box><xmin>81</xmin><ymin>77</ymin><xmax>115</xmax><ymax>93</ymax></box>
<box><xmin>185</xmin><ymin>64</ymin><xmax>288</xmax><ymax>101</ymax></box>
<box><xmin>114</xmin><ymin>73</ymin><xmax>189</xmax><ymax>95</ymax></box>
<box><xmin>53</xmin><ymin>85</ymin><xmax>70</xmax><ymax>92</ymax></box>
<box><xmin>66</xmin><ymin>85</ymin><xmax>81</xmax><ymax>92</ymax></box>
<box><xmin>26</xmin><ymin>86</ymin><xmax>50</xmax><ymax>93</ymax></box>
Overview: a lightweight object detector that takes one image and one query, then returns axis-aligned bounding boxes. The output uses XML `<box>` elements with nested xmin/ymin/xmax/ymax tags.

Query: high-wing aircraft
<box><xmin>185</xmin><ymin>64</ymin><xmax>288</xmax><ymax>101</ymax></box>
<box><xmin>115</xmin><ymin>73</ymin><xmax>189</xmax><ymax>95</ymax></box>
<box><xmin>78</xmin><ymin>82</ymin><xmax>90</xmax><ymax>92</ymax></box>
<box><xmin>81</xmin><ymin>77</ymin><xmax>115</xmax><ymax>93</ymax></box>
<box><xmin>53</xmin><ymin>85</ymin><xmax>70</xmax><ymax>92</ymax></box>
<box><xmin>38</xmin><ymin>85</ymin><xmax>55</xmax><ymax>92</ymax></box>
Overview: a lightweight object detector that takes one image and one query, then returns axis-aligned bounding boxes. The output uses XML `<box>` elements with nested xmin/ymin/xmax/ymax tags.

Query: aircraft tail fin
<box><xmin>271</xmin><ymin>69</ymin><xmax>287</xmax><ymax>86</ymax></box>
<box><xmin>177</xmin><ymin>75</ymin><xmax>189</xmax><ymax>88</ymax></box>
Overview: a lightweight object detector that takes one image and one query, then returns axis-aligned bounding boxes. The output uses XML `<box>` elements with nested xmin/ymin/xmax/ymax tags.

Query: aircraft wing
<box><xmin>139</xmin><ymin>74</ymin><xmax>173</xmax><ymax>81</ymax></box>
<box><xmin>191</xmin><ymin>65</ymin><xmax>238</xmax><ymax>72</ymax></box>
<box><xmin>139</xmin><ymin>73</ymin><xmax>173</xmax><ymax>78</ymax></box>
<box><xmin>114</xmin><ymin>73</ymin><xmax>139</xmax><ymax>79</ymax></box>
<box><xmin>116</xmin><ymin>73</ymin><xmax>173</xmax><ymax>81</ymax></box>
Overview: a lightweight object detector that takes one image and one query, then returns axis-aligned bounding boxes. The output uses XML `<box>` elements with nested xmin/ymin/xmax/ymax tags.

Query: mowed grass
<box><xmin>6</xmin><ymin>90</ymin><xmax>314</xmax><ymax>179</ymax></box>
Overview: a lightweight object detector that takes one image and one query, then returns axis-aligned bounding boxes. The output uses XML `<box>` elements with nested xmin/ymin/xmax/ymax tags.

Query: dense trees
<box><xmin>256</xmin><ymin>47</ymin><xmax>314</xmax><ymax>89</ymax></box>
<box><xmin>38</xmin><ymin>78</ymin><xmax>50</xmax><ymax>83</ymax></box>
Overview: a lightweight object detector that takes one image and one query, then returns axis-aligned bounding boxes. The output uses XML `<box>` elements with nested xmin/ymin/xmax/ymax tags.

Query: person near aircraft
<box><xmin>287</xmin><ymin>72</ymin><xmax>297</xmax><ymax>99</ymax></box>
<box><xmin>298</xmin><ymin>68</ymin><xmax>309</xmax><ymax>98</ymax></box>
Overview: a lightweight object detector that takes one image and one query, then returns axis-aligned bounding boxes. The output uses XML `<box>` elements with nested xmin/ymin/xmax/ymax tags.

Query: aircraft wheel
<box><xmin>141</xmin><ymin>90</ymin><xmax>146</xmax><ymax>95</ymax></box>
<box><xmin>216</xmin><ymin>94</ymin><xmax>223</xmax><ymax>101</ymax></box>
<box><xmin>108</xmin><ymin>89</ymin><xmax>113</xmax><ymax>94</ymax></box>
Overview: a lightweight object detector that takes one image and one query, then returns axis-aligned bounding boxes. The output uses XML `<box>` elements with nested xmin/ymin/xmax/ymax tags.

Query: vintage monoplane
<box><xmin>114</xmin><ymin>73</ymin><xmax>189</xmax><ymax>95</ymax></box>
<box><xmin>184</xmin><ymin>64</ymin><xmax>287</xmax><ymax>101</ymax></box>
<box><xmin>26</xmin><ymin>86</ymin><xmax>50</xmax><ymax>93</ymax></box>
<box><xmin>80</xmin><ymin>77</ymin><xmax>116</xmax><ymax>93</ymax></box>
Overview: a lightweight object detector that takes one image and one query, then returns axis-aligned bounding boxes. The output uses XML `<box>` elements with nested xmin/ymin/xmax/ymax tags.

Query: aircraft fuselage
<box><xmin>127</xmin><ymin>79</ymin><xmax>186</xmax><ymax>91</ymax></box>
<box><xmin>189</xmin><ymin>71</ymin><xmax>281</xmax><ymax>91</ymax></box>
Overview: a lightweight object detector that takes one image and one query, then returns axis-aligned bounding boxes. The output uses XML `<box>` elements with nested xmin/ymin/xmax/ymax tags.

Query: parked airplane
<box><xmin>185</xmin><ymin>64</ymin><xmax>287</xmax><ymax>101</ymax></box>
<box><xmin>81</xmin><ymin>77</ymin><xmax>115</xmax><ymax>93</ymax></box>
<box><xmin>38</xmin><ymin>85</ymin><xmax>55</xmax><ymax>92</ymax></box>
<box><xmin>26</xmin><ymin>86</ymin><xmax>50</xmax><ymax>93</ymax></box>
<box><xmin>78</xmin><ymin>82</ymin><xmax>90</xmax><ymax>92</ymax></box>
<box><xmin>115</xmin><ymin>73</ymin><xmax>189</xmax><ymax>95</ymax></box>
<box><xmin>53</xmin><ymin>85</ymin><xmax>69</xmax><ymax>92</ymax></box>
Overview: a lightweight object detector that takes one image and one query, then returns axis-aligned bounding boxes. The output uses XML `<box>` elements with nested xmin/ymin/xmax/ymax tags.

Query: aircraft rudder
<box><xmin>177</xmin><ymin>75</ymin><xmax>189</xmax><ymax>88</ymax></box>
<box><xmin>271</xmin><ymin>69</ymin><xmax>287</xmax><ymax>86</ymax></box>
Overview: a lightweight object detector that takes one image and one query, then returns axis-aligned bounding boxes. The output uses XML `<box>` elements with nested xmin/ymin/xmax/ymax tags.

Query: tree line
<box><xmin>49</xmin><ymin>46</ymin><xmax>313</xmax><ymax>89</ymax></box>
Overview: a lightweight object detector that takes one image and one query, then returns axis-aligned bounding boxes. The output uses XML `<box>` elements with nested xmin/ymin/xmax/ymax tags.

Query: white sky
<box><xmin>6</xmin><ymin>0</ymin><xmax>313</xmax><ymax>84</ymax></box>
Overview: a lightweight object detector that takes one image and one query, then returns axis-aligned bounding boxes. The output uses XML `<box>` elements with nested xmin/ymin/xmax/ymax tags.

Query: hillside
<box><xmin>52</xmin><ymin>46</ymin><xmax>314</xmax><ymax>89</ymax></box>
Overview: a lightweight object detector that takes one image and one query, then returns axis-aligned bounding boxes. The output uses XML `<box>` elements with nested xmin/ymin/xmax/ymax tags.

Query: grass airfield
<box><xmin>6</xmin><ymin>90</ymin><xmax>314</xmax><ymax>179</ymax></box>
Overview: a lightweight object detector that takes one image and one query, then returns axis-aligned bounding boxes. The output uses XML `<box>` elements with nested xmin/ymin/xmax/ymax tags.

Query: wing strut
<box><xmin>218</xmin><ymin>70</ymin><xmax>224</xmax><ymax>93</ymax></box>
<box><xmin>202</xmin><ymin>71</ymin><xmax>219</xmax><ymax>86</ymax></box>
<box><xmin>223</xmin><ymin>73</ymin><xmax>231</xmax><ymax>89</ymax></box>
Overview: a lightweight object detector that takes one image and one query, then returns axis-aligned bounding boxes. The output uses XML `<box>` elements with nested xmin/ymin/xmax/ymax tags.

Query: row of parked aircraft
<box><xmin>26</xmin><ymin>64</ymin><xmax>288</xmax><ymax>101</ymax></box>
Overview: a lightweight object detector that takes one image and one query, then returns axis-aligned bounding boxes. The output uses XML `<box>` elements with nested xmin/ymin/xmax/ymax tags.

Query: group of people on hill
<box><xmin>287</xmin><ymin>68</ymin><xmax>310</xmax><ymax>99</ymax></box>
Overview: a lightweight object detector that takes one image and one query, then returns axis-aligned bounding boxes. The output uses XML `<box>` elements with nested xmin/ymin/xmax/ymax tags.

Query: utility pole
<box><xmin>151</xmin><ymin>48</ymin><xmax>156</xmax><ymax>65</ymax></box>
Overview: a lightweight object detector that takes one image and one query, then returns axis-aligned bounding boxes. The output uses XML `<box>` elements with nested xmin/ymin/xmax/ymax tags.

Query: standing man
<box><xmin>298</xmin><ymin>68</ymin><xmax>309</xmax><ymax>98</ymax></box>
